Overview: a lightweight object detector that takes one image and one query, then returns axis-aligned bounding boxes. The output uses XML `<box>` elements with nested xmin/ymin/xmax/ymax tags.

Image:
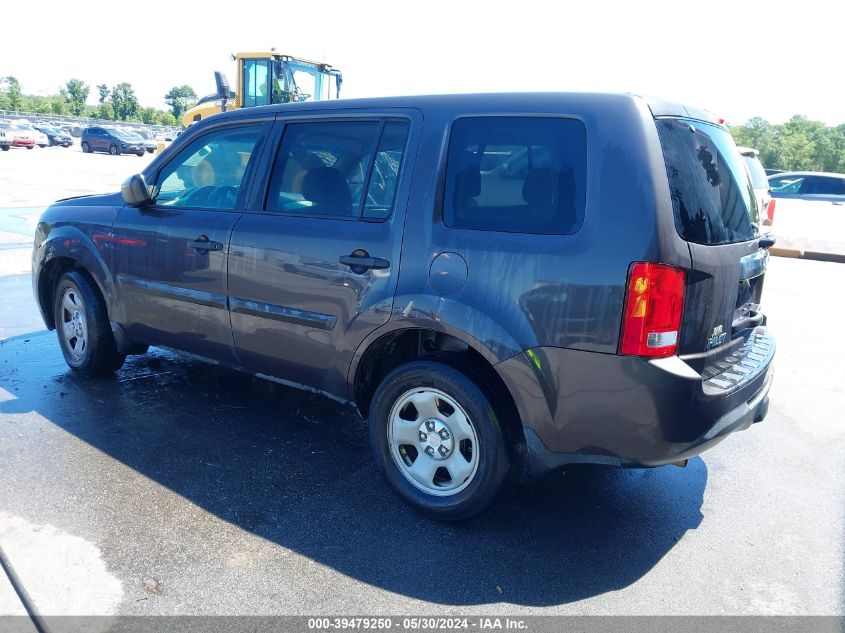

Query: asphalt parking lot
<box><xmin>0</xmin><ymin>148</ymin><xmax>843</xmax><ymax>619</ymax></box>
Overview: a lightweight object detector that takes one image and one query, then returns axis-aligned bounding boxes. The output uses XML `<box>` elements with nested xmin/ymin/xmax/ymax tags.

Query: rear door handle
<box><xmin>338</xmin><ymin>254</ymin><xmax>390</xmax><ymax>271</ymax></box>
<box><xmin>189</xmin><ymin>238</ymin><xmax>223</xmax><ymax>251</ymax></box>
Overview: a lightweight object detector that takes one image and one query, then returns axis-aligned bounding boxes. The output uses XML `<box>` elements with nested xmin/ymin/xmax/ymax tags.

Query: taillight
<box><xmin>620</xmin><ymin>262</ymin><xmax>686</xmax><ymax>358</ymax></box>
<box><xmin>767</xmin><ymin>197</ymin><xmax>776</xmax><ymax>224</ymax></box>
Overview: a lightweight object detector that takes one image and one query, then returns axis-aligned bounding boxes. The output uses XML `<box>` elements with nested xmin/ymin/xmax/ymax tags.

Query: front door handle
<box><xmin>189</xmin><ymin>237</ymin><xmax>223</xmax><ymax>252</ymax></box>
<box><xmin>339</xmin><ymin>251</ymin><xmax>390</xmax><ymax>272</ymax></box>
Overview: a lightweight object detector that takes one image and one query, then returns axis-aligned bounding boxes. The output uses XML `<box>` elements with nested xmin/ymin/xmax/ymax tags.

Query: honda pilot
<box><xmin>32</xmin><ymin>93</ymin><xmax>775</xmax><ymax>520</ymax></box>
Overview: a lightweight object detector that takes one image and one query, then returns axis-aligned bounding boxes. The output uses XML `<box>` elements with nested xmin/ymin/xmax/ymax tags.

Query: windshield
<box><xmin>656</xmin><ymin>118</ymin><xmax>759</xmax><ymax>245</ymax></box>
<box><xmin>273</xmin><ymin>60</ymin><xmax>335</xmax><ymax>103</ymax></box>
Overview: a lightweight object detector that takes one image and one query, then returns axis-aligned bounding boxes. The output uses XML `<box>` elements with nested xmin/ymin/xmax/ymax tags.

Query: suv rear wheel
<box><xmin>53</xmin><ymin>271</ymin><xmax>125</xmax><ymax>376</ymax></box>
<box><xmin>368</xmin><ymin>360</ymin><xmax>511</xmax><ymax>521</ymax></box>
<box><xmin>81</xmin><ymin>141</ymin><xmax>91</xmax><ymax>153</ymax></box>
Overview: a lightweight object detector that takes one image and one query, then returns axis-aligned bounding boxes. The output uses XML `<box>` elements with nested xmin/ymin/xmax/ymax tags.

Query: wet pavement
<box><xmin>0</xmin><ymin>256</ymin><xmax>843</xmax><ymax>616</ymax></box>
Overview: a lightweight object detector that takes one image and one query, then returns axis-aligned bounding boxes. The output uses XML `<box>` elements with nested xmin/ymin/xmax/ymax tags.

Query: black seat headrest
<box><xmin>302</xmin><ymin>167</ymin><xmax>353</xmax><ymax>214</ymax></box>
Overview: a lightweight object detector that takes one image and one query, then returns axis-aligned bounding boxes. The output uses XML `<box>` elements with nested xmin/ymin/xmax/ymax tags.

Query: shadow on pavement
<box><xmin>0</xmin><ymin>333</ymin><xmax>707</xmax><ymax>606</ymax></box>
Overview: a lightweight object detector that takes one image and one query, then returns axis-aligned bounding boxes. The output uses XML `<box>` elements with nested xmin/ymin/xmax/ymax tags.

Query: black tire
<box><xmin>53</xmin><ymin>271</ymin><xmax>125</xmax><ymax>376</ymax></box>
<box><xmin>26</xmin><ymin>146</ymin><xmax>34</xmax><ymax>150</ymax></box>
<box><xmin>1</xmin><ymin>145</ymin><xmax>9</xmax><ymax>151</ymax></box>
<box><xmin>81</xmin><ymin>141</ymin><xmax>91</xmax><ymax>153</ymax></box>
<box><xmin>109</xmin><ymin>144</ymin><xmax>120</xmax><ymax>156</ymax></box>
<box><xmin>369</xmin><ymin>360</ymin><xmax>512</xmax><ymax>521</ymax></box>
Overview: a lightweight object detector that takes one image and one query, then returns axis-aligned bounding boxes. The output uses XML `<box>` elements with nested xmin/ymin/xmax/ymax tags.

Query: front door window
<box><xmin>154</xmin><ymin>126</ymin><xmax>263</xmax><ymax>210</ymax></box>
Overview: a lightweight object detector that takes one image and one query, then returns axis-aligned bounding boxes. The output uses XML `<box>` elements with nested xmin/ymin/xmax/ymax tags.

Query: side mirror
<box><xmin>214</xmin><ymin>71</ymin><xmax>230</xmax><ymax>99</ymax></box>
<box><xmin>215</xmin><ymin>71</ymin><xmax>231</xmax><ymax>113</ymax></box>
<box><xmin>121</xmin><ymin>174</ymin><xmax>152</xmax><ymax>207</ymax></box>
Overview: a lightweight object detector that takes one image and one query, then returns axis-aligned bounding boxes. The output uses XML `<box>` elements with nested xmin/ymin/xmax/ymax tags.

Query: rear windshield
<box><xmin>741</xmin><ymin>154</ymin><xmax>769</xmax><ymax>189</ymax></box>
<box><xmin>656</xmin><ymin>118</ymin><xmax>759</xmax><ymax>245</ymax></box>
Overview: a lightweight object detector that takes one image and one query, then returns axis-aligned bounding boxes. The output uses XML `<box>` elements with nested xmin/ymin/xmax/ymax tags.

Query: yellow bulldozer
<box><xmin>182</xmin><ymin>51</ymin><xmax>343</xmax><ymax>127</ymax></box>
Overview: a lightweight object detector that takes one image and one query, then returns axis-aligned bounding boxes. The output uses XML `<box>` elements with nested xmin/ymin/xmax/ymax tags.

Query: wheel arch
<box><xmin>37</xmin><ymin>229</ymin><xmax>116</xmax><ymax>329</ymax></box>
<box><xmin>349</xmin><ymin>326</ymin><xmax>526</xmax><ymax>455</ymax></box>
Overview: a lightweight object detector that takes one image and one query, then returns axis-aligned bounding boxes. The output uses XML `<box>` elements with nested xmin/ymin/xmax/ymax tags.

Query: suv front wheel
<box><xmin>368</xmin><ymin>360</ymin><xmax>512</xmax><ymax>521</ymax></box>
<box><xmin>53</xmin><ymin>271</ymin><xmax>125</xmax><ymax>376</ymax></box>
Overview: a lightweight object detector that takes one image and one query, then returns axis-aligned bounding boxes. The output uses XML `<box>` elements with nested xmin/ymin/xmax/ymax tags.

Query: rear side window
<box><xmin>803</xmin><ymin>176</ymin><xmax>845</xmax><ymax>195</ymax></box>
<box><xmin>443</xmin><ymin>117</ymin><xmax>587</xmax><ymax>234</ymax></box>
<box><xmin>657</xmin><ymin>118</ymin><xmax>759</xmax><ymax>245</ymax></box>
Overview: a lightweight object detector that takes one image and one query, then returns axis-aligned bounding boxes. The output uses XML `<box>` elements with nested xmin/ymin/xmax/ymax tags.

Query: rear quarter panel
<box><xmin>386</xmin><ymin>94</ymin><xmax>689</xmax><ymax>362</ymax></box>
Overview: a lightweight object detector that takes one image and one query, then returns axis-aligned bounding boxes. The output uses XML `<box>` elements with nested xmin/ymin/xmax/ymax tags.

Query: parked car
<box><xmin>132</xmin><ymin>127</ymin><xmax>158</xmax><ymax>153</ymax></box>
<box><xmin>768</xmin><ymin>171</ymin><xmax>845</xmax><ymax>203</ymax></box>
<box><xmin>767</xmin><ymin>171</ymin><xmax>845</xmax><ymax>245</ymax></box>
<box><xmin>737</xmin><ymin>146</ymin><xmax>774</xmax><ymax>226</ymax></box>
<box><xmin>10</xmin><ymin>121</ymin><xmax>49</xmax><ymax>147</ymax></box>
<box><xmin>33</xmin><ymin>93</ymin><xmax>775</xmax><ymax>520</ymax></box>
<box><xmin>80</xmin><ymin>126</ymin><xmax>146</xmax><ymax>156</ymax></box>
<box><xmin>35</xmin><ymin>125</ymin><xmax>73</xmax><ymax>147</ymax></box>
<box><xmin>0</xmin><ymin>129</ymin><xmax>11</xmax><ymax>151</ymax></box>
<box><xmin>0</xmin><ymin>122</ymin><xmax>35</xmax><ymax>149</ymax></box>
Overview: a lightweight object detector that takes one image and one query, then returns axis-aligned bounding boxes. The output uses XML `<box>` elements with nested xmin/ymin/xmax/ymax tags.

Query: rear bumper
<box><xmin>496</xmin><ymin>327</ymin><xmax>775</xmax><ymax>473</ymax></box>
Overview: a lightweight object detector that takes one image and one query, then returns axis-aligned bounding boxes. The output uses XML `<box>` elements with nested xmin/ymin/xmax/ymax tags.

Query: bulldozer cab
<box><xmin>239</xmin><ymin>54</ymin><xmax>342</xmax><ymax>107</ymax></box>
<box><xmin>181</xmin><ymin>51</ymin><xmax>343</xmax><ymax>128</ymax></box>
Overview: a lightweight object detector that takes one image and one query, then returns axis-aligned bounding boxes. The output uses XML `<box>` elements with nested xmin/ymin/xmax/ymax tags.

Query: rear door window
<box><xmin>656</xmin><ymin>118</ymin><xmax>759</xmax><ymax>245</ymax></box>
<box><xmin>443</xmin><ymin>116</ymin><xmax>587</xmax><ymax>234</ymax></box>
<box><xmin>266</xmin><ymin>119</ymin><xmax>410</xmax><ymax>220</ymax></box>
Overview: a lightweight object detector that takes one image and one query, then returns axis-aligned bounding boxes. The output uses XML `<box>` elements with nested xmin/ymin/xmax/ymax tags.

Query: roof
<box><xmin>204</xmin><ymin>91</ymin><xmax>723</xmax><ymax>127</ymax></box>
<box><xmin>767</xmin><ymin>171</ymin><xmax>845</xmax><ymax>179</ymax></box>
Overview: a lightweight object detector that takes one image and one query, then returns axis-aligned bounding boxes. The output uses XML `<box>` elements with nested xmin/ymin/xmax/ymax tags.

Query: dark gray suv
<box><xmin>32</xmin><ymin>93</ymin><xmax>775</xmax><ymax>520</ymax></box>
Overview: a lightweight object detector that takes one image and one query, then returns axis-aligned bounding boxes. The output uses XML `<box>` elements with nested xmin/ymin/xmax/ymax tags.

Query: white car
<box><xmin>737</xmin><ymin>147</ymin><xmax>773</xmax><ymax>227</ymax></box>
<box><xmin>768</xmin><ymin>171</ymin><xmax>845</xmax><ymax>252</ymax></box>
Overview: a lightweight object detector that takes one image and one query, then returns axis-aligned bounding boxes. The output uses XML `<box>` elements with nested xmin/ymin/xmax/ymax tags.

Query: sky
<box><xmin>2</xmin><ymin>0</ymin><xmax>843</xmax><ymax>126</ymax></box>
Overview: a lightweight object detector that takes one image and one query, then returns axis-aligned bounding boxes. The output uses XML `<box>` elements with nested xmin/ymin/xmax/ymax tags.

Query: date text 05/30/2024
<box><xmin>307</xmin><ymin>617</ymin><xmax>528</xmax><ymax>630</ymax></box>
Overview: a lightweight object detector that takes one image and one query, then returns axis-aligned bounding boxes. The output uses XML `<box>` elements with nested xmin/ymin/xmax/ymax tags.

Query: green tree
<box><xmin>64</xmin><ymin>78</ymin><xmax>90</xmax><ymax>116</ymax></box>
<box><xmin>97</xmin><ymin>84</ymin><xmax>110</xmax><ymax>104</ymax></box>
<box><xmin>778</xmin><ymin>116</ymin><xmax>820</xmax><ymax>171</ymax></box>
<box><xmin>157</xmin><ymin>111</ymin><xmax>178</xmax><ymax>126</ymax></box>
<box><xmin>50</xmin><ymin>97</ymin><xmax>68</xmax><ymax>115</ymax></box>
<box><xmin>97</xmin><ymin>101</ymin><xmax>115</xmax><ymax>121</ymax></box>
<box><xmin>730</xmin><ymin>117</ymin><xmax>781</xmax><ymax>169</ymax></box>
<box><xmin>2</xmin><ymin>76</ymin><xmax>23</xmax><ymax>111</ymax></box>
<box><xmin>110</xmin><ymin>82</ymin><xmax>140</xmax><ymax>121</ymax></box>
<box><xmin>163</xmin><ymin>85</ymin><xmax>197</xmax><ymax>119</ymax></box>
<box><xmin>140</xmin><ymin>107</ymin><xmax>159</xmax><ymax>124</ymax></box>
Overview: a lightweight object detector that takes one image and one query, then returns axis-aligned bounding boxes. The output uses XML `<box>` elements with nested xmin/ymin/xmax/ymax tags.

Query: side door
<box><xmin>88</xmin><ymin>128</ymin><xmax>104</xmax><ymax>151</ymax></box>
<box><xmin>109</xmin><ymin>120</ymin><xmax>270</xmax><ymax>364</ymax></box>
<box><xmin>227</xmin><ymin>112</ymin><xmax>419</xmax><ymax>398</ymax></box>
